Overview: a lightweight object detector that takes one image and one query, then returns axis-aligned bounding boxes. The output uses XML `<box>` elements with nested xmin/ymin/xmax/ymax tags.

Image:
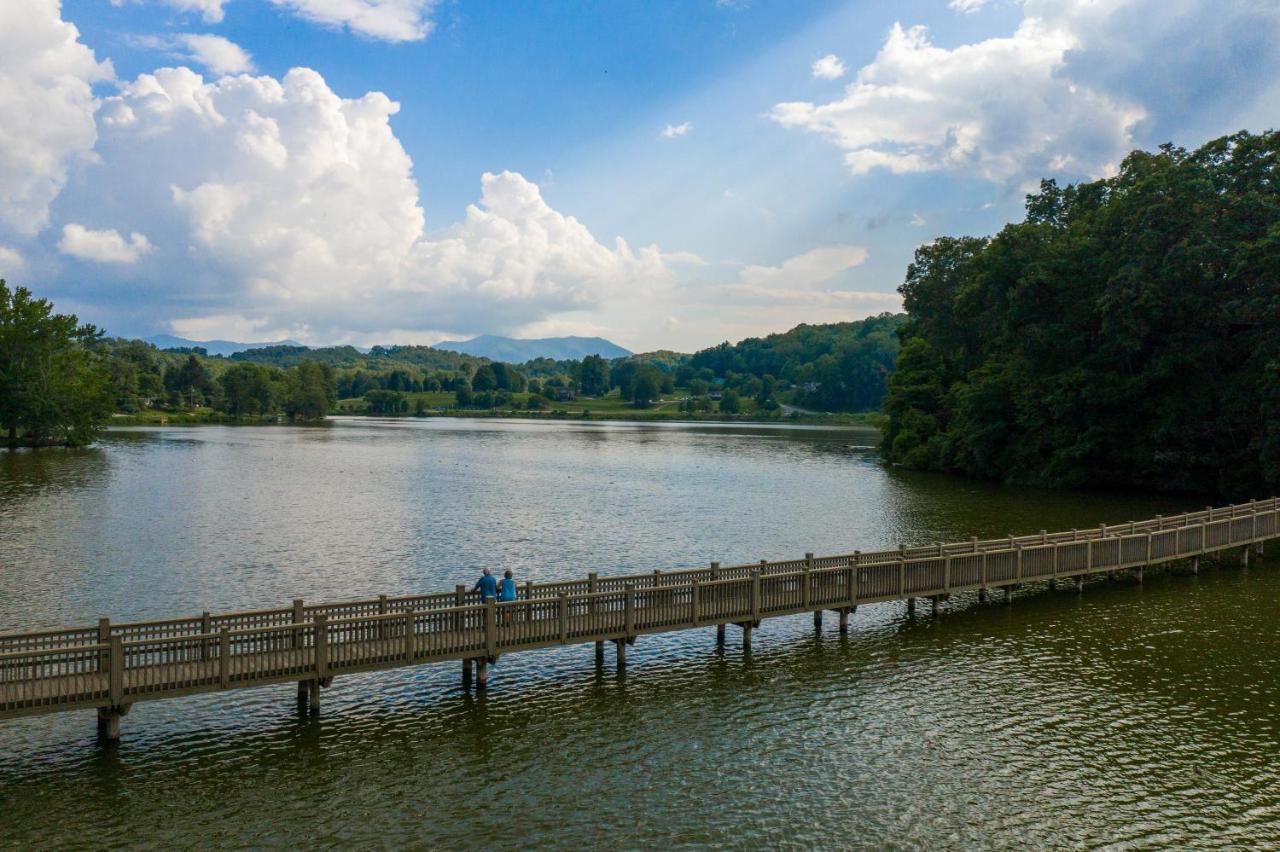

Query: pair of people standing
<box><xmin>473</xmin><ymin>567</ymin><xmax>517</xmax><ymax>602</ymax></box>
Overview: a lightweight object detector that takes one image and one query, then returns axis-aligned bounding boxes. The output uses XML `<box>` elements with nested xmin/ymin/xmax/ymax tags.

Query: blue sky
<box><xmin>2</xmin><ymin>0</ymin><xmax>1277</xmax><ymax>351</ymax></box>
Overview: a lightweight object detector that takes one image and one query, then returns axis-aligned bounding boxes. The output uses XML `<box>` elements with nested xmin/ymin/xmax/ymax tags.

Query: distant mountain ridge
<box><xmin>434</xmin><ymin>334</ymin><xmax>631</xmax><ymax>362</ymax></box>
<box><xmin>144</xmin><ymin>334</ymin><xmax>305</xmax><ymax>357</ymax></box>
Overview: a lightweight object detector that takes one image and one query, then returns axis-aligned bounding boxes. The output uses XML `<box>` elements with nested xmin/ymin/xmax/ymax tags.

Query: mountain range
<box><xmin>141</xmin><ymin>332</ymin><xmax>631</xmax><ymax>363</ymax></box>
<box><xmin>433</xmin><ymin>335</ymin><xmax>631</xmax><ymax>362</ymax></box>
<box><xmin>144</xmin><ymin>334</ymin><xmax>305</xmax><ymax>357</ymax></box>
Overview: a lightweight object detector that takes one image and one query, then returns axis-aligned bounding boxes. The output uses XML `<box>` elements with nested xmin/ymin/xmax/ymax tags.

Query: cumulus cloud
<box><xmin>771</xmin><ymin>13</ymin><xmax>1147</xmax><ymax>186</ymax></box>
<box><xmin>659</xmin><ymin>121</ymin><xmax>692</xmax><ymax>140</ymax></box>
<box><xmin>810</xmin><ymin>54</ymin><xmax>846</xmax><ymax>80</ymax></box>
<box><xmin>68</xmin><ymin>65</ymin><xmax>666</xmax><ymax>341</ymax></box>
<box><xmin>111</xmin><ymin>0</ymin><xmax>228</xmax><ymax>24</ymax></box>
<box><xmin>270</xmin><ymin>0</ymin><xmax>439</xmax><ymax>42</ymax></box>
<box><xmin>0</xmin><ymin>0</ymin><xmax>112</xmax><ymax>239</ymax></box>
<box><xmin>58</xmin><ymin>225</ymin><xmax>153</xmax><ymax>263</ymax></box>
<box><xmin>949</xmin><ymin>0</ymin><xmax>990</xmax><ymax>13</ymax></box>
<box><xmin>176</xmin><ymin>34</ymin><xmax>255</xmax><ymax>75</ymax></box>
<box><xmin>734</xmin><ymin>245</ymin><xmax>869</xmax><ymax>292</ymax></box>
<box><xmin>0</xmin><ymin>245</ymin><xmax>25</xmax><ymax>274</ymax></box>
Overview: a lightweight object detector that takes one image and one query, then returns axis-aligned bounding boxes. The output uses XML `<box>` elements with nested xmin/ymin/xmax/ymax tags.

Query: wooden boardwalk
<box><xmin>2</xmin><ymin>498</ymin><xmax>1275</xmax><ymax>740</ymax></box>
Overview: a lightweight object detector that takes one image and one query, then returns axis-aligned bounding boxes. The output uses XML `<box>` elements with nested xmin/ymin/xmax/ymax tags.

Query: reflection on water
<box><xmin>1</xmin><ymin>419</ymin><xmax>1273</xmax><ymax>847</ymax></box>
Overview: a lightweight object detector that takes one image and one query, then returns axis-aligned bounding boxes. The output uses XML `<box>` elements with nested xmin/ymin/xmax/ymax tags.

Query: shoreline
<box><xmin>108</xmin><ymin>408</ymin><xmax>885</xmax><ymax>429</ymax></box>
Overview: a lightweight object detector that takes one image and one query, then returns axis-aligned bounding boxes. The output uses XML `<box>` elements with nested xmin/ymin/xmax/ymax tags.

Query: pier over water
<box><xmin>3</xmin><ymin>498</ymin><xmax>1274</xmax><ymax>741</ymax></box>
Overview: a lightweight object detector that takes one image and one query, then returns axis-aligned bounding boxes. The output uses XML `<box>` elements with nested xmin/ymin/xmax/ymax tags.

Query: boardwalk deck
<box><xmin>1</xmin><ymin>497</ymin><xmax>1275</xmax><ymax>740</ymax></box>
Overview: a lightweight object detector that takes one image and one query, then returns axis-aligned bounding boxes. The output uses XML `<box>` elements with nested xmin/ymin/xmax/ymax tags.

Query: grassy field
<box><xmin>332</xmin><ymin>387</ymin><xmax>882</xmax><ymax>426</ymax></box>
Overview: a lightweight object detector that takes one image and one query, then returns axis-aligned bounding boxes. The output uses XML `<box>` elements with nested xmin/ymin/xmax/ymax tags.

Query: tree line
<box><xmin>882</xmin><ymin>130</ymin><xmax>1280</xmax><ymax>497</ymax></box>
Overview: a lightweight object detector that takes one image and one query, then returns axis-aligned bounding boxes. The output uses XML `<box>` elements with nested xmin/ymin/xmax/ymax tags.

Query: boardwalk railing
<box><xmin>2</xmin><ymin>497</ymin><xmax>1275</xmax><ymax>737</ymax></box>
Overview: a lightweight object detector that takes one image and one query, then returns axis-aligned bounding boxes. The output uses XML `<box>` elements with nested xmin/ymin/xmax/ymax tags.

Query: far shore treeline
<box><xmin>4</xmin><ymin>129</ymin><xmax>1277</xmax><ymax>500</ymax></box>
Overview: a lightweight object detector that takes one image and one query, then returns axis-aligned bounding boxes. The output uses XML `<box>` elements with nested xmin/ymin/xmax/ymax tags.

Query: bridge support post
<box><xmin>1074</xmin><ymin>576</ymin><xmax>1083</xmax><ymax>594</ymax></box>
<box><xmin>297</xmin><ymin>680</ymin><xmax>308</xmax><ymax>708</ymax></box>
<box><xmin>1191</xmin><ymin>556</ymin><xmax>1199</xmax><ymax>575</ymax></box>
<box><xmin>614</xmin><ymin>639</ymin><xmax>627</xmax><ymax>670</ymax></box>
<box><xmin>595</xmin><ymin>641</ymin><xmax>604</xmax><ymax>667</ymax></box>
<box><xmin>462</xmin><ymin>658</ymin><xmax>473</xmax><ymax>688</ymax></box>
<box><xmin>96</xmin><ymin>704</ymin><xmax>129</xmax><ymax>742</ymax></box>
<box><xmin>1242</xmin><ymin>546</ymin><xmax>1251</xmax><ymax>568</ymax></box>
<box><xmin>1107</xmin><ymin>572</ymin><xmax>1116</xmax><ymax>583</ymax></box>
<box><xmin>930</xmin><ymin>596</ymin><xmax>940</xmax><ymax>616</ymax></box>
<box><xmin>839</xmin><ymin>608</ymin><xmax>850</xmax><ymax>633</ymax></box>
<box><xmin>307</xmin><ymin>679</ymin><xmax>320</xmax><ymax>711</ymax></box>
<box><xmin>978</xmin><ymin>588</ymin><xmax>988</xmax><ymax>604</ymax></box>
<box><xmin>716</xmin><ymin>623</ymin><xmax>725</xmax><ymax>647</ymax></box>
<box><xmin>740</xmin><ymin>623</ymin><xmax>752</xmax><ymax>651</ymax></box>
<box><xmin>1136</xmin><ymin>565</ymin><xmax>1145</xmax><ymax>584</ymax></box>
<box><xmin>1003</xmin><ymin>587</ymin><xmax>1012</xmax><ymax>605</ymax></box>
<box><xmin>813</xmin><ymin>609</ymin><xmax>822</xmax><ymax>629</ymax></box>
<box><xmin>1258</xmin><ymin>541</ymin><xmax>1265</xmax><ymax>557</ymax></box>
<box><xmin>476</xmin><ymin>657</ymin><xmax>489</xmax><ymax>688</ymax></box>
<box><xmin>1048</xmin><ymin>579</ymin><xmax>1057</xmax><ymax>591</ymax></box>
<box><xmin>906</xmin><ymin>597</ymin><xmax>915</xmax><ymax>615</ymax></box>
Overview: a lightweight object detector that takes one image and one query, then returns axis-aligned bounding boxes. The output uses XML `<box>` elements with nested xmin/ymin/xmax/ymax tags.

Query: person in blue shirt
<box><xmin>474</xmin><ymin>568</ymin><xmax>498</xmax><ymax>602</ymax></box>
<box><xmin>499</xmin><ymin>569</ymin><xmax>518</xmax><ymax>602</ymax></box>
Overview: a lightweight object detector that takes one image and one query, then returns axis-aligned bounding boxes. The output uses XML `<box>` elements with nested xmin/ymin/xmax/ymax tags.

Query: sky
<box><xmin>1</xmin><ymin>0</ymin><xmax>1278</xmax><ymax>353</ymax></box>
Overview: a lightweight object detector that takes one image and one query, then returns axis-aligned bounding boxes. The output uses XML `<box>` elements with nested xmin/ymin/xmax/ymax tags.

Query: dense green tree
<box><xmin>630</xmin><ymin>368</ymin><xmax>661</xmax><ymax>408</ymax></box>
<box><xmin>883</xmin><ymin>130</ymin><xmax>1280</xmax><ymax>497</ymax></box>
<box><xmin>472</xmin><ymin>363</ymin><xmax>498</xmax><ymax>391</ymax></box>
<box><xmin>0</xmin><ymin>281</ymin><xmax>114</xmax><ymax>446</ymax></box>
<box><xmin>219</xmin><ymin>362</ymin><xmax>280</xmax><ymax>417</ymax></box>
<box><xmin>719</xmin><ymin>388</ymin><xmax>742</xmax><ymax>414</ymax></box>
<box><xmin>575</xmin><ymin>354</ymin><xmax>610</xmax><ymax>396</ymax></box>
<box><xmin>284</xmin><ymin>362</ymin><xmax>337</xmax><ymax>420</ymax></box>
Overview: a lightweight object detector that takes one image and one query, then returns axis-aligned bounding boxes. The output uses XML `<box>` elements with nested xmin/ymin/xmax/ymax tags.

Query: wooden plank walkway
<box><xmin>1</xmin><ymin>498</ymin><xmax>1275</xmax><ymax>740</ymax></box>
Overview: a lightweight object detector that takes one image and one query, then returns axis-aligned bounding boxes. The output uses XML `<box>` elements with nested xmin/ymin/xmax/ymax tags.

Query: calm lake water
<box><xmin>1</xmin><ymin>419</ymin><xmax>1276</xmax><ymax>848</ymax></box>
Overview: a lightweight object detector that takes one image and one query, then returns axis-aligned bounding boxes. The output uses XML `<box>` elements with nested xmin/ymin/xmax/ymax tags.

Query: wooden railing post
<box><xmin>378</xmin><ymin>594</ymin><xmax>388</xmax><ymax>640</ymax></box>
<box><xmin>109</xmin><ymin>635</ymin><xmax>124</xmax><ymax>706</ymax></box>
<box><xmin>484</xmin><ymin>599</ymin><xmax>497</xmax><ymax>660</ymax></box>
<box><xmin>314</xmin><ymin>615</ymin><xmax>328</xmax><ymax>682</ymax></box>
<box><xmin>653</xmin><ymin>569</ymin><xmax>661</xmax><ymax>588</ymax></box>
<box><xmin>200</xmin><ymin>611</ymin><xmax>212</xmax><ymax>661</ymax></box>
<box><xmin>291</xmin><ymin>599</ymin><xmax>304</xmax><ymax>651</ymax></box>
<box><xmin>710</xmin><ymin>561</ymin><xmax>720</xmax><ymax>580</ymax></box>
<box><xmin>803</xmin><ymin>563</ymin><xmax>812</xmax><ymax>609</ymax></box>
<box><xmin>404</xmin><ymin>612</ymin><xmax>416</xmax><ymax>661</ymax></box>
<box><xmin>624</xmin><ymin>585</ymin><xmax>636</xmax><ymax>638</ymax></box>
<box><xmin>1016</xmin><ymin>546</ymin><xmax>1023</xmax><ymax>580</ymax></box>
<box><xmin>691</xmin><ymin>580</ymin><xmax>701</xmax><ymax>627</ymax></box>
<box><xmin>98</xmin><ymin>617</ymin><xmax>111</xmax><ymax>674</ymax></box>
<box><xmin>750</xmin><ymin>571</ymin><xmax>761</xmax><ymax>622</ymax></box>
<box><xmin>588</xmin><ymin>572</ymin><xmax>598</xmax><ymax>616</ymax></box>
<box><xmin>847</xmin><ymin>563</ymin><xmax>859</xmax><ymax>607</ymax></box>
<box><xmin>943</xmin><ymin>556</ymin><xmax>952</xmax><ymax>592</ymax></box>
<box><xmin>898</xmin><ymin>560</ymin><xmax>906</xmax><ymax>597</ymax></box>
<box><xmin>219</xmin><ymin>627</ymin><xmax>231</xmax><ymax>689</ymax></box>
<box><xmin>1146</xmin><ymin>533</ymin><xmax>1153</xmax><ymax>563</ymax></box>
<box><xmin>455</xmin><ymin>584</ymin><xmax>467</xmax><ymax>634</ymax></box>
<box><xmin>558</xmin><ymin>594</ymin><xmax>569</xmax><ymax>643</ymax></box>
<box><xmin>981</xmin><ymin>552</ymin><xmax>988</xmax><ymax>588</ymax></box>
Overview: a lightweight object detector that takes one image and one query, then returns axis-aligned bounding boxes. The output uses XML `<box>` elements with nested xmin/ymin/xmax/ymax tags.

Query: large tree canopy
<box><xmin>883</xmin><ymin>131</ymin><xmax>1280</xmax><ymax>498</ymax></box>
<box><xmin>0</xmin><ymin>280</ymin><xmax>113</xmax><ymax>447</ymax></box>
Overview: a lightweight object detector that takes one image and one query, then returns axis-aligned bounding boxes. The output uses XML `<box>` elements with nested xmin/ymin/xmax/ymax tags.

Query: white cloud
<box><xmin>0</xmin><ymin>0</ymin><xmax>112</xmax><ymax>239</ymax></box>
<box><xmin>59</xmin><ymin>224</ymin><xmax>153</xmax><ymax>263</ymax></box>
<box><xmin>810</xmin><ymin>54</ymin><xmax>846</xmax><ymax>80</ymax></box>
<box><xmin>771</xmin><ymin>8</ymin><xmax>1150</xmax><ymax>186</ymax></box>
<box><xmin>659</xmin><ymin>121</ymin><xmax>693</xmax><ymax>140</ymax></box>
<box><xmin>737</xmin><ymin>245</ymin><xmax>868</xmax><ymax>289</ymax></box>
<box><xmin>111</xmin><ymin>0</ymin><xmax>228</xmax><ymax>24</ymax></box>
<box><xmin>176</xmin><ymin>34</ymin><xmax>255</xmax><ymax>75</ymax></box>
<box><xmin>949</xmin><ymin>0</ymin><xmax>990</xmax><ymax>13</ymax></box>
<box><xmin>270</xmin><ymin>0</ymin><xmax>439</xmax><ymax>42</ymax></box>
<box><xmin>910</xmin><ymin>213</ymin><xmax>926</xmax><ymax>227</ymax></box>
<box><xmin>71</xmin><ymin>66</ymin><xmax>667</xmax><ymax>340</ymax></box>
<box><xmin>0</xmin><ymin>245</ymin><xmax>25</xmax><ymax>274</ymax></box>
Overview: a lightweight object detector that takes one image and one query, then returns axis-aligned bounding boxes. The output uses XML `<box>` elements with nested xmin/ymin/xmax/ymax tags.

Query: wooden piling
<box><xmin>930</xmin><ymin>595</ymin><xmax>940</xmax><ymax>616</ymax></box>
<box><xmin>614</xmin><ymin>639</ymin><xmax>626</xmax><ymax>670</ymax></box>
<box><xmin>595</xmin><ymin>641</ymin><xmax>604</xmax><ymax>666</ymax></box>
<box><xmin>462</xmin><ymin>658</ymin><xmax>473</xmax><ymax>687</ymax></box>
<box><xmin>476</xmin><ymin>657</ymin><xmax>489</xmax><ymax>688</ymax></box>
<box><xmin>716</xmin><ymin>623</ymin><xmax>726</xmax><ymax>646</ymax></box>
<box><xmin>838</xmin><ymin>608</ymin><xmax>851</xmax><ymax>633</ymax></box>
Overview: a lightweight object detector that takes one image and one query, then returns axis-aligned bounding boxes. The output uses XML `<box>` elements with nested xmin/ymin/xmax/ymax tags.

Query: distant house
<box><xmin>708</xmin><ymin>390</ymin><xmax>723</xmax><ymax>401</ymax></box>
<box><xmin>555</xmin><ymin>388</ymin><xmax>576</xmax><ymax>402</ymax></box>
<box><xmin>801</xmin><ymin>382</ymin><xmax>821</xmax><ymax>393</ymax></box>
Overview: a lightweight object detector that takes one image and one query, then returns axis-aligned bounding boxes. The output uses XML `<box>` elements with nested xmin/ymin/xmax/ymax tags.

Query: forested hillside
<box><xmin>883</xmin><ymin>131</ymin><xmax>1280</xmax><ymax>497</ymax></box>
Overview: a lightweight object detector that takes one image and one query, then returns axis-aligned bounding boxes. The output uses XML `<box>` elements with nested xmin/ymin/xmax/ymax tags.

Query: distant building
<box><xmin>801</xmin><ymin>382</ymin><xmax>821</xmax><ymax>393</ymax></box>
<box><xmin>555</xmin><ymin>388</ymin><xmax>576</xmax><ymax>401</ymax></box>
<box><xmin>708</xmin><ymin>390</ymin><xmax>723</xmax><ymax>401</ymax></box>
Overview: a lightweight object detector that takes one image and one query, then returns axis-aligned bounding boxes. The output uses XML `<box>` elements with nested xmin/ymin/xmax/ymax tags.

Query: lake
<box><xmin>1</xmin><ymin>419</ymin><xmax>1276</xmax><ymax>848</ymax></box>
